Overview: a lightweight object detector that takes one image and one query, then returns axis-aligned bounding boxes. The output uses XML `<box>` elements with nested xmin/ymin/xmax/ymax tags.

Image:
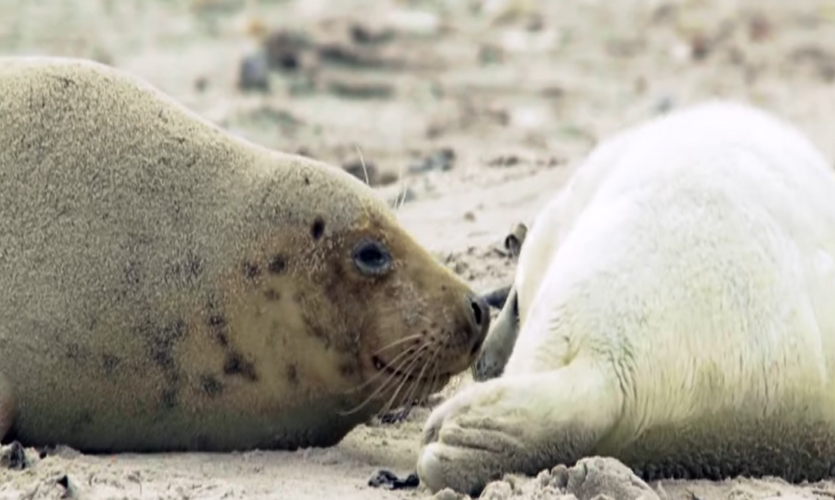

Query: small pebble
<box><xmin>367</xmin><ymin>469</ymin><xmax>420</xmax><ymax>490</ymax></box>
<box><xmin>238</xmin><ymin>51</ymin><xmax>270</xmax><ymax>92</ymax></box>
<box><xmin>1</xmin><ymin>441</ymin><xmax>29</xmax><ymax>470</ymax></box>
<box><xmin>433</xmin><ymin>487</ymin><xmax>468</xmax><ymax>500</ymax></box>
<box><xmin>481</xmin><ymin>480</ymin><xmax>513</xmax><ymax>499</ymax></box>
<box><xmin>409</xmin><ymin>148</ymin><xmax>455</xmax><ymax>174</ymax></box>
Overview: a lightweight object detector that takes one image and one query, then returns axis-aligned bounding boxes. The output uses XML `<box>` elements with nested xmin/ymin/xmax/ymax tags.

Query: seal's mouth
<box><xmin>371</xmin><ymin>355</ymin><xmax>453</xmax><ymax>382</ymax></box>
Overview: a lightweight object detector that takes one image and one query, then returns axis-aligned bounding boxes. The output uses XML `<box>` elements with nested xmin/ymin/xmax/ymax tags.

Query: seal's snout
<box><xmin>465</xmin><ymin>293</ymin><xmax>490</xmax><ymax>358</ymax></box>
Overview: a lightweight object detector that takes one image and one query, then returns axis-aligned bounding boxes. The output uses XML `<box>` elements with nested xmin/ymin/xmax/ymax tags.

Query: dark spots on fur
<box><xmin>268</xmin><ymin>255</ymin><xmax>287</xmax><ymax>274</ymax></box>
<box><xmin>189</xmin><ymin>256</ymin><xmax>203</xmax><ymax>277</ymax></box>
<box><xmin>205</xmin><ymin>293</ymin><xmax>220</xmax><ymax>314</ymax></box>
<box><xmin>161</xmin><ymin>385</ymin><xmax>179</xmax><ymax>409</ymax></box>
<box><xmin>123</xmin><ymin>260</ymin><xmax>142</xmax><ymax>285</ymax></box>
<box><xmin>200</xmin><ymin>374</ymin><xmax>224</xmax><ymax>397</ymax></box>
<box><xmin>264</xmin><ymin>289</ymin><xmax>280</xmax><ymax>301</ymax></box>
<box><xmin>321</xmin><ymin>258</ymin><xmax>348</xmax><ymax>306</ymax></box>
<box><xmin>69</xmin><ymin>412</ymin><xmax>93</xmax><ymax>434</ymax></box>
<box><xmin>339</xmin><ymin>362</ymin><xmax>357</xmax><ymax>378</ymax></box>
<box><xmin>307</xmin><ymin>323</ymin><xmax>332</xmax><ymax>349</ymax></box>
<box><xmin>204</xmin><ymin>295</ymin><xmax>230</xmax><ymax>346</ymax></box>
<box><xmin>208</xmin><ymin>314</ymin><xmax>226</xmax><ymax>329</ymax></box>
<box><xmin>304</xmin><ymin>176</ymin><xmax>310</xmax><ymax>185</ymax></box>
<box><xmin>101</xmin><ymin>354</ymin><xmax>121</xmax><ymax>374</ymax></box>
<box><xmin>208</xmin><ymin>314</ymin><xmax>229</xmax><ymax>346</ymax></box>
<box><xmin>48</xmin><ymin>74</ymin><xmax>75</xmax><ymax>89</ymax></box>
<box><xmin>65</xmin><ymin>343</ymin><xmax>84</xmax><ymax>361</ymax></box>
<box><xmin>224</xmin><ymin>352</ymin><xmax>258</xmax><ymax>381</ymax></box>
<box><xmin>136</xmin><ymin>317</ymin><xmax>186</xmax><ymax>411</ymax></box>
<box><xmin>286</xmin><ymin>364</ymin><xmax>299</xmax><ymax>386</ymax></box>
<box><xmin>146</xmin><ymin>319</ymin><xmax>187</xmax><ymax>371</ymax></box>
<box><xmin>213</xmin><ymin>331</ymin><xmax>229</xmax><ymax>347</ymax></box>
<box><xmin>243</xmin><ymin>262</ymin><xmax>261</xmax><ymax>280</ymax></box>
<box><xmin>164</xmin><ymin>252</ymin><xmax>204</xmax><ymax>286</ymax></box>
<box><xmin>311</xmin><ymin>217</ymin><xmax>325</xmax><ymax>240</ymax></box>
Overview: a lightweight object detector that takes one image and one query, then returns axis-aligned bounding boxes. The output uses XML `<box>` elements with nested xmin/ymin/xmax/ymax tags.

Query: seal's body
<box><xmin>0</xmin><ymin>57</ymin><xmax>488</xmax><ymax>453</ymax></box>
<box><xmin>419</xmin><ymin>101</ymin><xmax>835</xmax><ymax>495</ymax></box>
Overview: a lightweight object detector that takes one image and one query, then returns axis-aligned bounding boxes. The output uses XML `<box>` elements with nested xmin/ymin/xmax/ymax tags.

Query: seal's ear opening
<box><xmin>352</xmin><ymin>239</ymin><xmax>393</xmax><ymax>277</ymax></box>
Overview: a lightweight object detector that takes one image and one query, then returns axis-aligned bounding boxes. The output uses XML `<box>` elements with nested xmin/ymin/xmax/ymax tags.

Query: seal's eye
<box><xmin>352</xmin><ymin>240</ymin><xmax>392</xmax><ymax>276</ymax></box>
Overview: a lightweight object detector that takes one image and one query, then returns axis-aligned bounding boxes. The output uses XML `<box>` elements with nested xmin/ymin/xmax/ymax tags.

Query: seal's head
<box><xmin>328</xmin><ymin>203</ymin><xmax>492</xmax><ymax>414</ymax></box>
<box><xmin>219</xmin><ymin>153</ymin><xmax>491</xmax><ymax>424</ymax></box>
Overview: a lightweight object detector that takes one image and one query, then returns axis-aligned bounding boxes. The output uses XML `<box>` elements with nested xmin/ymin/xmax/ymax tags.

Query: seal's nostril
<box><xmin>466</xmin><ymin>293</ymin><xmax>490</xmax><ymax>337</ymax></box>
<box><xmin>471</xmin><ymin>299</ymin><xmax>483</xmax><ymax>326</ymax></box>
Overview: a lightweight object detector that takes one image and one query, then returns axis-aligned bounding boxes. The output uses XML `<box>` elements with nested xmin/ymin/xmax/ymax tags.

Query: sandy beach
<box><xmin>3</xmin><ymin>0</ymin><xmax>835</xmax><ymax>498</ymax></box>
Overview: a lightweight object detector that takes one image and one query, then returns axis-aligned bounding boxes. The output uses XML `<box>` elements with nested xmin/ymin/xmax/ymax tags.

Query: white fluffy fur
<box><xmin>418</xmin><ymin>101</ymin><xmax>835</xmax><ymax>495</ymax></box>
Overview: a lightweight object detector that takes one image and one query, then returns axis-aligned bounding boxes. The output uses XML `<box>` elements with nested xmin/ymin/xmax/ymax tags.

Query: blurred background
<box><xmin>2</xmin><ymin>0</ymin><xmax>835</xmax><ymax>283</ymax></box>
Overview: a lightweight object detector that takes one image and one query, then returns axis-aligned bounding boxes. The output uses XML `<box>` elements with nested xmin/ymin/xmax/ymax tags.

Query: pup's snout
<box><xmin>465</xmin><ymin>293</ymin><xmax>490</xmax><ymax>357</ymax></box>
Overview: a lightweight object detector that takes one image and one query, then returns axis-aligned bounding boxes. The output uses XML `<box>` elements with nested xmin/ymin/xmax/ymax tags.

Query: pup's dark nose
<box><xmin>466</xmin><ymin>293</ymin><xmax>490</xmax><ymax>357</ymax></box>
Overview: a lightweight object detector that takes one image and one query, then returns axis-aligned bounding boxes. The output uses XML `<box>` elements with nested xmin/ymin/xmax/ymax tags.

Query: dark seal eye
<box><xmin>352</xmin><ymin>239</ymin><xmax>392</xmax><ymax>276</ymax></box>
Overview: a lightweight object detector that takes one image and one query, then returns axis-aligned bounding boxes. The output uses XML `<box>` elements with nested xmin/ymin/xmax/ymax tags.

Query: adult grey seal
<box><xmin>0</xmin><ymin>56</ymin><xmax>489</xmax><ymax>453</ymax></box>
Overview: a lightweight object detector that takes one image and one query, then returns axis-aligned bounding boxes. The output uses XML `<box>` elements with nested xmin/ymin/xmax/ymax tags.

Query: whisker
<box><xmin>354</xmin><ymin>143</ymin><xmax>370</xmax><ymax>186</ymax></box>
<box><xmin>379</xmin><ymin>349</ymin><xmax>426</xmax><ymax>416</ymax></box>
<box><xmin>422</xmin><ymin>365</ymin><xmax>440</xmax><ymax>405</ymax></box>
<box><xmin>338</xmin><ymin>344</ymin><xmax>428</xmax><ymax>416</ymax></box>
<box><xmin>341</xmin><ymin>344</ymin><xmax>418</xmax><ymax>395</ymax></box>
<box><xmin>399</xmin><ymin>351</ymin><xmax>433</xmax><ymax>413</ymax></box>
<box><xmin>372</xmin><ymin>334</ymin><xmax>422</xmax><ymax>356</ymax></box>
<box><xmin>394</xmin><ymin>155</ymin><xmax>407</xmax><ymax>211</ymax></box>
<box><xmin>385</xmin><ymin>342</ymin><xmax>428</xmax><ymax>381</ymax></box>
<box><xmin>419</xmin><ymin>351</ymin><xmax>443</xmax><ymax>406</ymax></box>
<box><xmin>338</xmin><ymin>368</ymin><xmax>400</xmax><ymax>416</ymax></box>
<box><xmin>367</xmin><ymin>341</ymin><xmax>430</xmax><ymax>417</ymax></box>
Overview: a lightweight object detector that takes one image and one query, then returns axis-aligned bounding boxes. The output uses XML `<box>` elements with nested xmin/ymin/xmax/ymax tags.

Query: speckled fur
<box><xmin>418</xmin><ymin>101</ymin><xmax>835</xmax><ymax>496</ymax></box>
<box><xmin>0</xmin><ymin>57</ymin><xmax>487</xmax><ymax>453</ymax></box>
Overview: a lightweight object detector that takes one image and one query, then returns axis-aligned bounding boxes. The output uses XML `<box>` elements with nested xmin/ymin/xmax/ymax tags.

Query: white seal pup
<box><xmin>418</xmin><ymin>100</ymin><xmax>835</xmax><ymax>495</ymax></box>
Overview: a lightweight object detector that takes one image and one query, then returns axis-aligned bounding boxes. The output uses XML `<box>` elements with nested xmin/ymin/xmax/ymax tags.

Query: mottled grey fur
<box><xmin>0</xmin><ymin>57</ymin><xmax>487</xmax><ymax>453</ymax></box>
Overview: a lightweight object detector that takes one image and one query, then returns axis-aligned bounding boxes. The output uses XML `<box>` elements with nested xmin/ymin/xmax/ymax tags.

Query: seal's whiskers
<box><xmin>396</xmin><ymin>351</ymin><xmax>435</xmax><ymax>412</ymax></box>
<box><xmin>372</xmin><ymin>334</ymin><xmax>423</xmax><ymax>356</ymax></box>
<box><xmin>379</xmin><ymin>347</ymin><xmax>429</xmax><ymax>415</ymax></box>
<box><xmin>342</xmin><ymin>338</ymin><xmax>424</xmax><ymax>396</ymax></box>
<box><xmin>338</xmin><ymin>343</ymin><xmax>429</xmax><ymax>416</ymax></box>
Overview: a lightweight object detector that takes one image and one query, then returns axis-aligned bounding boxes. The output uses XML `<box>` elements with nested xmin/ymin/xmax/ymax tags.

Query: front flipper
<box><xmin>471</xmin><ymin>285</ymin><xmax>519</xmax><ymax>381</ymax></box>
<box><xmin>418</xmin><ymin>359</ymin><xmax>623</xmax><ymax>496</ymax></box>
